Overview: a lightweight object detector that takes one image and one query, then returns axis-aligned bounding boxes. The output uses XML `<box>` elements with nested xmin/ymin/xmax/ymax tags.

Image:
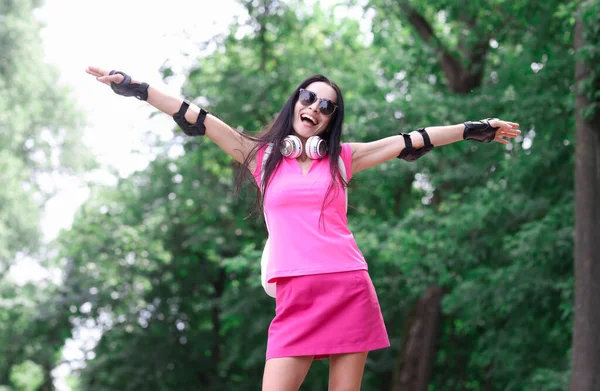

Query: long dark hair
<box><xmin>234</xmin><ymin>74</ymin><xmax>348</xmax><ymax>229</ymax></box>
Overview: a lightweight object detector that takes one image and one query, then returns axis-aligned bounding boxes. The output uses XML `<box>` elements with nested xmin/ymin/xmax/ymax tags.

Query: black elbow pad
<box><xmin>397</xmin><ymin>128</ymin><xmax>433</xmax><ymax>162</ymax></box>
<box><xmin>173</xmin><ymin>100</ymin><xmax>208</xmax><ymax>136</ymax></box>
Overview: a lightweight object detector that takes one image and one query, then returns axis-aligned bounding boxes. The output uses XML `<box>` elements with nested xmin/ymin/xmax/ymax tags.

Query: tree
<box><xmin>49</xmin><ymin>0</ymin><xmax>582</xmax><ymax>389</ymax></box>
<box><xmin>570</xmin><ymin>0</ymin><xmax>600</xmax><ymax>389</ymax></box>
<box><xmin>0</xmin><ymin>0</ymin><xmax>93</xmax><ymax>389</ymax></box>
<box><xmin>365</xmin><ymin>0</ymin><xmax>577</xmax><ymax>388</ymax></box>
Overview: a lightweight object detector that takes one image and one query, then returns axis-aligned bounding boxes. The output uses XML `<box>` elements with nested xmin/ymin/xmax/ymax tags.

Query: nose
<box><xmin>308</xmin><ymin>99</ymin><xmax>320</xmax><ymax>112</ymax></box>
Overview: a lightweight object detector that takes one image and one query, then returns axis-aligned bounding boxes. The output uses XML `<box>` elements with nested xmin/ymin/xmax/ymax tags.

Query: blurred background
<box><xmin>1</xmin><ymin>0</ymin><xmax>598</xmax><ymax>390</ymax></box>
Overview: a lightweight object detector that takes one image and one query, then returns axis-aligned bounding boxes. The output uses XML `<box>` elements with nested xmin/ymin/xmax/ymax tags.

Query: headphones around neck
<box><xmin>280</xmin><ymin>135</ymin><xmax>328</xmax><ymax>160</ymax></box>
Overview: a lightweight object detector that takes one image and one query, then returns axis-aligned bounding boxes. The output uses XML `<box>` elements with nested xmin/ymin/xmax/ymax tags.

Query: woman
<box><xmin>86</xmin><ymin>66</ymin><xmax>520</xmax><ymax>390</ymax></box>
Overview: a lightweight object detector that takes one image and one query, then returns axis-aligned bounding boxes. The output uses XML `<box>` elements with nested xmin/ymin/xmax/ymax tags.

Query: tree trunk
<box><xmin>570</xmin><ymin>5</ymin><xmax>600</xmax><ymax>390</ymax></box>
<box><xmin>400</xmin><ymin>3</ymin><xmax>488</xmax><ymax>94</ymax></box>
<box><xmin>391</xmin><ymin>286</ymin><xmax>443</xmax><ymax>391</ymax></box>
<box><xmin>39</xmin><ymin>363</ymin><xmax>55</xmax><ymax>391</ymax></box>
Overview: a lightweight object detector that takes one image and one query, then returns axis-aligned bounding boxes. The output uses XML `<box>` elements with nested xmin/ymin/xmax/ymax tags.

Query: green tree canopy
<box><xmin>47</xmin><ymin>0</ymin><xmax>582</xmax><ymax>389</ymax></box>
<box><xmin>0</xmin><ymin>0</ymin><xmax>94</xmax><ymax>389</ymax></box>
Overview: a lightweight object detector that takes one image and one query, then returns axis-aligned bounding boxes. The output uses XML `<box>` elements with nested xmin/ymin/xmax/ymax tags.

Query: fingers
<box><xmin>494</xmin><ymin>136</ymin><xmax>510</xmax><ymax>145</ymax></box>
<box><xmin>500</xmin><ymin>128</ymin><xmax>521</xmax><ymax>138</ymax></box>
<box><xmin>85</xmin><ymin>66</ymin><xmax>124</xmax><ymax>86</ymax></box>
<box><xmin>96</xmin><ymin>74</ymin><xmax>124</xmax><ymax>85</ymax></box>
<box><xmin>85</xmin><ymin>66</ymin><xmax>108</xmax><ymax>77</ymax></box>
<box><xmin>493</xmin><ymin>121</ymin><xmax>521</xmax><ymax>145</ymax></box>
<box><xmin>495</xmin><ymin>119</ymin><xmax>521</xmax><ymax>136</ymax></box>
<box><xmin>491</xmin><ymin>118</ymin><xmax>520</xmax><ymax>130</ymax></box>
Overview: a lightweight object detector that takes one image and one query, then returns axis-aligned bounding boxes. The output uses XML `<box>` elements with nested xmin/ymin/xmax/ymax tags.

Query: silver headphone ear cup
<box><xmin>281</xmin><ymin>135</ymin><xmax>302</xmax><ymax>158</ymax></box>
<box><xmin>306</xmin><ymin>136</ymin><xmax>328</xmax><ymax>160</ymax></box>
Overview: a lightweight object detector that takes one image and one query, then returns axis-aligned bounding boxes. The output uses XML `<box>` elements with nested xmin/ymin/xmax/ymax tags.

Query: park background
<box><xmin>1</xmin><ymin>0</ymin><xmax>598</xmax><ymax>390</ymax></box>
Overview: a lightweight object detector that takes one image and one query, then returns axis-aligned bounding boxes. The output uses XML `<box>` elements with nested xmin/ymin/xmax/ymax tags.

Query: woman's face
<box><xmin>292</xmin><ymin>81</ymin><xmax>337</xmax><ymax>141</ymax></box>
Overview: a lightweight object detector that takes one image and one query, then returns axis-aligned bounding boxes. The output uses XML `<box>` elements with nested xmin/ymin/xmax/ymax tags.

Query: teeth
<box><xmin>301</xmin><ymin>114</ymin><xmax>317</xmax><ymax>125</ymax></box>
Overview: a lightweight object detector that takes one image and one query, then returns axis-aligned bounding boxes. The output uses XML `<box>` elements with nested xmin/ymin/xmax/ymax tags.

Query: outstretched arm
<box><xmin>349</xmin><ymin>120</ymin><xmax>520</xmax><ymax>174</ymax></box>
<box><xmin>86</xmin><ymin>66</ymin><xmax>259</xmax><ymax>170</ymax></box>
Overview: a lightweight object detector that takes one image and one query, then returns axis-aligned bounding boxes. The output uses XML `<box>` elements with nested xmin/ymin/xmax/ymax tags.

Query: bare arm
<box><xmin>349</xmin><ymin>121</ymin><xmax>521</xmax><ymax>174</ymax></box>
<box><xmin>86</xmin><ymin>66</ymin><xmax>259</xmax><ymax>171</ymax></box>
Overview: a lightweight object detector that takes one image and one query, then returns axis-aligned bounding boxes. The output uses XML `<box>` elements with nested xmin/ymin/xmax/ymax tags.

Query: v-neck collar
<box><xmin>295</xmin><ymin>157</ymin><xmax>317</xmax><ymax>176</ymax></box>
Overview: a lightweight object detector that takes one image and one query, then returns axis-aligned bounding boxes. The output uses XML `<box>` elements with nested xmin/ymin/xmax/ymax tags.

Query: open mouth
<box><xmin>300</xmin><ymin>113</ymin><xmax>319</xmax><ymax>127</ymax></box>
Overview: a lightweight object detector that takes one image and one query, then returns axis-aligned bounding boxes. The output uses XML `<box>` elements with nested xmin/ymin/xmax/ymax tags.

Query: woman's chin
<box><xmin>292</xmin><ymin>124</ymin><xmax>319</xmax><ymax>140</ymax></box>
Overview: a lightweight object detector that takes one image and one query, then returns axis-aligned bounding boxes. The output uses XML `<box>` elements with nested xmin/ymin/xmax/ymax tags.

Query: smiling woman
<box><xmin>87</xmin><ymin>63</ymin><xmax>520</xmax><ymax>390</ymax></box>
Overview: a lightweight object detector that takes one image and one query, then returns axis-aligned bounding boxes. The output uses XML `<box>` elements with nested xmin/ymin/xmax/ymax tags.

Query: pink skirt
<box><xmin>266</xmin><ymin>270</ymin><xmax>390</xmax><ymax>360</ymax></box>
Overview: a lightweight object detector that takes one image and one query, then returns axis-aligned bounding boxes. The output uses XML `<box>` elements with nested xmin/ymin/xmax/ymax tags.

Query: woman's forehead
<box><xmin>305</xmin><ymin>82</ymin><xmax>337</xmax><ymax>102</ymax></box>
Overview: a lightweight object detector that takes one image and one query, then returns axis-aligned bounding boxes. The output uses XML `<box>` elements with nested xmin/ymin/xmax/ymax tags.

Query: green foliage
<box><xmin>0</xmin><ymin>0</ymin><xmax>94</xmax><ymax>259</ymax></box>
<box><xmin>54</xmin><ymin>143</ymin><xmax>271</xmax><ymax>390</ymax></box>
<box><xmin>0</xmin><ymin>0</ymin><xmax>94</xmax><ymax>389</ymax></box>
<box><xmin>44</xmin><ymin>0</ymin><xmax>581</xmax><ymax>390</ymax></box>
<box><xmin>9</xmin><ymin>361</ymin><xmax>44</xmax><ymax>391</ymax></box>
<box><xmin>579</xmin><ymin>0</ymin><xmax>600</xmax><ymax>119</ymax></box>
<box><xmin>0</xmin><ymin>152</ymin><xmax>40</xmax><ymax>263</ymax></box>
<box><xmin>0</xmin><ymin>0</ymin><xmax>92</xmax><ymax>176</ymax></box>
<box><xmin>0</xmin><ymin>279</ymin><xmax>70</xmax><ymax>390</ymax></box>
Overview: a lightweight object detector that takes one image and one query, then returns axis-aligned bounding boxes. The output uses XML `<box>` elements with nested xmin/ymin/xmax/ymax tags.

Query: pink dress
<box><xmin>253</xmin><ymin>143</ymin><xmax>390</xmax><ymax>360</ymax></box>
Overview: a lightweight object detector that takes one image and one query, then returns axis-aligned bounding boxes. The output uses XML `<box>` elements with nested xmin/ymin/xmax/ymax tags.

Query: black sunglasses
<box><xmin>298</xmin><ymin>88</ymin><xmax>338</xmax><ymax>116</ymax></box>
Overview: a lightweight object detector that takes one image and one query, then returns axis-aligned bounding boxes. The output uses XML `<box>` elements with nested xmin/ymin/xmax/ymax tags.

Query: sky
<box><xmin>9</xmin><ymin>0</ymin><xmax>247</xmax><ymax>284</ymax></box>
<box><xmin>36</xmin><ymin>0</ymin><xmax>248</xmax><ymax>240</ymax></box>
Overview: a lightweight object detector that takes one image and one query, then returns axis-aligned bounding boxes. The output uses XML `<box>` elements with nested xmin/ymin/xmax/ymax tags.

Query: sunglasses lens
<box><xmin>298</xmin><ymin>89</ymin><xmax>337</xmax><ymax>115</ymax></box>
<box><xmin>319</xmin><ymin>100</ymin><xmax>336</xmax><ymax>115</ymax></box>
<box><xmin>298</xmin><ymin>89</ymin><xmax>316</xmax><ymax>106</ymax></box>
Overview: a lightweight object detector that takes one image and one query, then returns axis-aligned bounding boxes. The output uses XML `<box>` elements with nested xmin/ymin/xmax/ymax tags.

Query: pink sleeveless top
<box><xmin>253</xmin><ymin>143</ymin><xmax>368</xmax><ymax>282</ymax></box>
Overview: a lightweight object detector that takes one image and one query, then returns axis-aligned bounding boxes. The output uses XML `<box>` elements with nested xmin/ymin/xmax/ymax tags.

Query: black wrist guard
<box><xmin>173</xmin><ymin>100</ymin><xmax>208</xmax><ymax>136</ymax></box>
<box><xmin>108</xmin><ymin>70</ymin><xmax>149</xmax><ymax>101</ymax></box>
<box><xmin>397</xmin><ymin>128</ymin><xmax>433</xmax><ymax>162</ymax></box>
<box><xmin>463</xmin><ymin>118</ymin><xmax>499</xmax><ymax>143</ymax></box>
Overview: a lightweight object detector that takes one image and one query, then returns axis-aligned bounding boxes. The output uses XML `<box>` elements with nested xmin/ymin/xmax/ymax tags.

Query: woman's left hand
<box><xmin>489</xmin><ymin>119</ymin><xmax>521</xmax><ymax>145</ymax></box>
